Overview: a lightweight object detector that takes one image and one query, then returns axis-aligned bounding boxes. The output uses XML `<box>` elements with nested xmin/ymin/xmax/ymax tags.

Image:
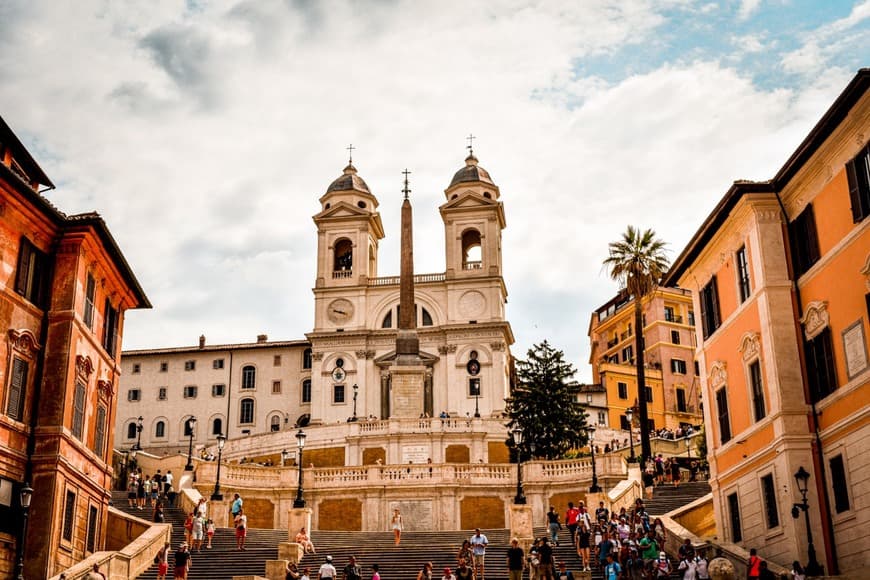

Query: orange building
<box><xmin>0</xmin><ymin>116</ymin><xmax>149</xmax><ymax>578</ymax></box>
<box><xmin>588</xmin><ymin>287</ymin><xmax>702</xmax><ymax>433</ymax></box>
<box><xmin>665</xmin><ymin>69</ymin><xmax>870</xmax><ymax>575</ymax></box>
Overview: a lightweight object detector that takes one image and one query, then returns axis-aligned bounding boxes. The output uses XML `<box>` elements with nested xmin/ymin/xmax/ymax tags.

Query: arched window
<box><xmin>270</xmin><ymin>415</ymin><xmax>281</xmax><ymax>432</ymax></box>
<box><xmin>381</xmin><ymin>310</ymin><xmax>393</xmax><ymax>328</ymax></box>
<box><xmin>155</xmin><ymin>421</ymin><xmax>166</xmax><ymax>438</ymax></box>
<box><xmin>241</xmin><ymin>365</ymin><xmax>256</xmax><ymax>389</ymax></box>
<box><xmin>461</xmin><ymin>229</ymin><xmax>482</xmax><ymax>269</ymax></box>
<box><xmin>212</xmin><ymin>418</ymin><xmax>223</xmax><ymax>436</ymax></box>
<box><xmin>126</xmin><ymin>422</ymin><xmax>136</xmax><ymax>439</ymax></box>
<box><xmin>302</xmin><ymin>379</ymin><xmax>312</xmax><ymax>403</ymax></box>
<box><xmin>183</xmin><ymin>417</ymin><xmax>195</xmax><ymax>437</ymax></box>
<box><xmin>240</xmin><ymin>398</ymin><xmax>254</xmax><ymax>424</ymax></box>
<box><xmin>421</xmin><ymin>307</ymin><xmax>433</xmax><ymax>326</ymax></box>
<box><xmin>334</xmin><ymin>239</ymin><xmax>353</xmax><ymax>271</ymax></box>
<box><xmin>302</xmin><ymin>348</ymin><xmax>312</xmax><ymax>370</ymax></box>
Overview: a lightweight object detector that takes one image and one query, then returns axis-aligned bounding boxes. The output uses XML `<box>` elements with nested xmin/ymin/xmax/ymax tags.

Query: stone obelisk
<box><xmin>390</xmin><ymin>170</ymin><xmax>426</xmax><ymax>418</ymax></box>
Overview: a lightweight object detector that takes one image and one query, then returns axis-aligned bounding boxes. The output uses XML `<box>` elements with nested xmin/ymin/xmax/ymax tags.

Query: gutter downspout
<box><xmin>774</xmin><ymin>193</ymin><xmax>839</xmax><ymax>575</ymax></box>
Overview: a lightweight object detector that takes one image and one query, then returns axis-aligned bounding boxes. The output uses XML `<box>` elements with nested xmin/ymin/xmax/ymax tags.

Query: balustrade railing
<box><xmin>368</xmin><ymin>272</ymin><xmax>447</xmax><ymax>286</ymax></box>
<box><xmin>463</xmin><ymin>261</ymin><xmax>483</xmax><ymax>270</ymax></box>
<box><xmin>332</xmin><ymin>270</ymin><xmax>353</xmax><ymax>279</ymax></box>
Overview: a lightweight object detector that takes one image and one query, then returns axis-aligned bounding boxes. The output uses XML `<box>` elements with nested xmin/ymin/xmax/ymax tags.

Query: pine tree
<box><xmin>506</xmin><ymin>340</ymin><xmax>588</xmax><ymax>460</ymax></box>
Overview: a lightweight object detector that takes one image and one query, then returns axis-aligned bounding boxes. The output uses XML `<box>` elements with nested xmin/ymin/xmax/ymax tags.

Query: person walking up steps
<box><xmin>506</xmin><ymin>537</ymin><xmax>525</xmax><ymax>580</ymax></box>
<box><xmin>319</xmin><ymin>556</ymin><xmax>337</xmax><ymax>580</ymax></box>
<box><xmin>471</xmin><ymin>528</ymin><xmax>489</xmax><ymax>580</ymax></box>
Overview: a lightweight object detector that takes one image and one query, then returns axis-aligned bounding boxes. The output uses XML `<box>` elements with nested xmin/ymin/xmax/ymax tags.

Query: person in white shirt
<box><xmin>318</xmin><ymin>556</ymin><xmax>337</xmax><ymax>580</ymax></box>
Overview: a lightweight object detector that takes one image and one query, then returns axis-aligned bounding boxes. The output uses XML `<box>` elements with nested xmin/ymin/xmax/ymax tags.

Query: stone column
<box><xmin>288</xmin><ymin>507</ymin><xmax>313</xmax><ymax>540</ymax></box>
<box><xmin>210</xmin><ymin>499</ymin><xmax>230</xmax><ymax>528</ymax></box>
<box><xmin>509</xmin><ymin>505</ymin><xmax>534</xmax><ymax>550</ymax></box>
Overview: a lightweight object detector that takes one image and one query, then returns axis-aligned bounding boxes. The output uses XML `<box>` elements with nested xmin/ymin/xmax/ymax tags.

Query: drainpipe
<box><xmin>774</xmin><ymin>192</ymin><xmax>839</xmax><ymax>575</ymax></box>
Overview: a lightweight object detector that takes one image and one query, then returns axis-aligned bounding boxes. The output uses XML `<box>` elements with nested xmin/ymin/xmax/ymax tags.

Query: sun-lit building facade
<box><xmin>665</xmin><ymin>69</ymin><xmax>870</xmax><ymax>575</ymax></box>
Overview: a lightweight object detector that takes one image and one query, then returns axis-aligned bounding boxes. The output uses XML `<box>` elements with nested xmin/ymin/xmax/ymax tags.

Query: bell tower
<box><xmin>440</xmin><ymin>149</ymin><xmax>506</xmax><ymax>280</ymax></box>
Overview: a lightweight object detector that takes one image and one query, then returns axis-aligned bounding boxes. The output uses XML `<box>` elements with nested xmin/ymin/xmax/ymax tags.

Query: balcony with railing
<box><xmin>332</xmin><ymin>270</ymin><xmax>353</xmax><ymax>279</ymax></box>
<box><xmin>463</xmin><ymin>261</ymin><xmax>483</xmax><ymax>270</ymax></box>
<box><xmin>664</xmin><ymin>313</ymin><xmax>684</xmax><ymax>324</ymax></box>
<box><xmin>368</xmin><ymin>272</ymin><xmax>447</xmax><ymax>286</ymax></box>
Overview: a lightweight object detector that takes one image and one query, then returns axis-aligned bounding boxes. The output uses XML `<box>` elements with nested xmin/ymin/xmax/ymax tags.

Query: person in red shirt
<box><xmin>747</xmin><ymin>548</ymin><xmax>762</xmax><ymax>580</ymax></box>
<box><xmin>565</xmin><ymin>502</ymin><xmax>580</xmax><ymax>545</ymax></box>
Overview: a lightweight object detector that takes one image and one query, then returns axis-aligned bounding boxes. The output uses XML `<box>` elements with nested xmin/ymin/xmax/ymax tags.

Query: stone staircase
<box><xmin>643</xmin><ymin>481</ymin><xmax>712</xmax><ymax>516</ymax></box>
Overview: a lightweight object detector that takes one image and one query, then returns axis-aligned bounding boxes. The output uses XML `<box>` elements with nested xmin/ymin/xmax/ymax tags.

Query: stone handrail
<box><xmin>607</xmin><ymin>465</ymin><xmax>643</xmax><ymax>514</ymax></box>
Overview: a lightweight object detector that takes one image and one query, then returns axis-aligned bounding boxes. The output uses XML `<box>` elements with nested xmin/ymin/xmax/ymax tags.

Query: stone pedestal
<box><xmin>266</xmin><ymin>560</ymin><xmax>289</xmax><ymax>580</ymax></box>
<box><xmin>585</xmin><ymin>491</ymin><xmax>604</xmax><ymax>510</ymax></box>
<box><xmin>390</xmin><ymin>365</ymin><xmax>427</xmax><ymax>418</ymax></box>
<box><xmin>709</xmin><ymin>557</ymin><xmax>736</xmax><ymax>580</ymax></box>
<box><xmin>279</xmin><ymin>542</ymin><xmax>304</xmax><ymax>563</ymax></box>
<box><xmin>210</xmin><ymin>499</ymin><xmax>230</xmax><ymax>528</ymax></box>
<box><xmin>509</xmin><ymin>504</ymin><xmax>534</xmax><ymax>550</ymax></box>
<box><xmin>288</xmin><ymin>507</ymin><xmax>313</xmax><ymax>540</ymax></box>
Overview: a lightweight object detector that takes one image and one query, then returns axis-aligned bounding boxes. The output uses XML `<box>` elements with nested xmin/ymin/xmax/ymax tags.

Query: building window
<box><xmin>155</xmin><ymin>421</ymin><xmax>166</xmax><ymax>438</ymax></box>
<box><xmin>789</xmin><ymin>204</ymin><xmax>821</xmax><ymax>277</ymax></box>
<box><xmin>184</xmin><ymin>360</ymin><xmax>196</xmax><ymax>371</ymax></box>
<box><xmin>132</xmin><ymin>363</ymin><xmax>141</xmax><ymax>374</ymax></box>
<box><xmin>14</xmin><ymin>237</ymin><xmax>49</xmax><ymax>308</ymax></box>
<box><xmin>272</xmin><ymin>380</ymin><xmax>282</xmax><ymax>394</ymax></box>
<box><xmin>83</xmin><ymin>272</ymin><xmax>96</xmax><ymax>329</ymax></box>
<box><xmin>688</xmin><ymin>310</ymin><xmax>695</xmax><ymax>326</ymax></box>
<box><xmin>644</xmin><ymin>386</ymin><xmax>653</xmax><ymax>403</ymax></box>
<box><xmin>127</xmin><ymin>389</ymin><xmax>141</xmax><ymax>402</ymax></box>
<box><xmin>597</xmin><ymin>411</ymin><xmax>606</xmax><ymax>425</ymax></box>
<box><xmin>62</xmin><ymin>490</ymin><xmax>76</xmax><ymax>542</ymax></box>
<box><xmin>676</xmin><ymin>389</ymin><xmax>687</xmax><ymax>413</ymax></box>
<box><xmin>212</xmin><ymin>384</ymin><xmax>225</xmax><ymax>397</ymax></box>
<box><xmin>270</xmin><ymin>416</ymin><xmax>281</xmax><ymax>432</ymax></box>
<box><xmin>241</xmin><ymin>365</ymin><xmax>256</xmax><ymax>389</ymax></box>
<box><xmin>761</xmin><ymin>473</ymin><xmax>779</xmax><ymax>529</ymax></box>
<box><xmin>845</xmin><ymin>142</ymin><xmax>870</xmax><ymax>223</ymax></box>
<box><xmin>183</xmin><ymin>386</ymin><xmax>198</xmax><ymax>399</ymax></box>
<box><xmin>621</xmin><ymin>345</ymin><xmax>634</xmax><ymax>363</ymax></box>
<box><xmin>334</xmin><ymin>384</ymin><xmax>346</xmax><ymax>404</ymax></box>
<box><xmin>671</xmin><ymin>330</ymin><xmax>681</xmax><ymax>345</ymax></box>
<box><xmin>670</xmin><ymin>359</ymin><xmax>687</xmax><ymax>374</ymax></box>
<box><xmin>620</xmin><ymin>415</ymin><xmax>630</xmax><ymax>430</ymax></box>
<box><xmin>6</xmin><ymin>357</ymin><xmax>28</xmax><ymax>421</ymax></box>
<box><xmin>607</xmin><ymin>354</ymin><xmax>619</xmax><ymax>364</ymax></box>
<box><xmin>664</xmin><ymin>306</ymin><xmax>675</xmax><ymax>322</ymax></box>
<box><xmin>302</xmin><ymin>379</ymin><xmax>312</xmax><ymax>404</ymax></box>
<box><xmin>86</xmin><ymin>504</ymin><xmax>99</xmax><ymax>553</ymax></box>
<box><xmin>805</xmin><ymin>328</ymin><xmax>837</xmax><ymax>402</ymax></box>
<box><xmin>160</xmin><ymin>362</ymin><xmax>168</xmax><ymax>372</ymax></box>
<box><xmin>158</xmin><ymin>387</ymin><xmax>167</xmax><ymax>400</ymax></box>
<box><xmin>381</xmin><ymin>310</ymin><xmax>393</xmax><ymax>328</ymax></box>
<box><xmin>183</xmin><ymin>417</ymin><xmax>195</xmax><ymax>437</ymax></box>
<box><xmin>830</xmin><ymin>454</ymin><xmax>851</xmax><ymax>513</ymax></box>
<box><xmin>303</xmin><ymin>348</ymin><xmax>312</xmax><ymax>370</ymax></box>
<box><xmin>102</xmin><ymin>299</ymin><xmax>119</xmax><ymax>358</ymax></box>
<box><xmin>239</xmin><ymin>398</ymin><xmax>254</xmax><ymax>424</ymax></box>
<box><xmin>126</xmin><ymin>422</ymin><xmax>137</xmax><ymax>439</ymax></box>
<box><xmin>72</xmin><ymin>381</ymin><xmax>86</xmax><ymax>440</ymax></box>
<box><xmin>469</xmin><ymin>378</ymin><xmax>481</xmax><ymax>396</ymax></box>
<box><xmin>212</xmin><ymin>418</ymin><xmax>223</xmax><ymax>436</ymax></box>
<box><xmin>727</xmin><ymin>492</ymin><xmax>742</xmax><ymax>542</ymax></box>
<box><xmin>736</xmin><ymin>246</ymin><xmax>751</xmax><ymax>303</ymax></box>
<box><xmin>334</xmin><ymin>238</ymin><xmax>353</xmax><ymax>271</ymax></box>
<box><xmin>716</xmin><ymin>387</ymin><xmax>732</xmax><ymax>444</ymax></box>
<box><xmin>88</xmin><ymin>407</ymin><xmax>105</xmax><ymax>462</ymax></box>
<box><xmin>694</xmin><ymin>361</ymin><xmax>700</xmax><ymax>376</ymax></box>
<box><xmin>617</xmin><ymin>382</ymin><xmax>628</xmax><ymax>399</ymax></box>
<box><xmin>421</xmin><ymin>307</ymin><xmax>433</xmax><ymax>326</ymax></box>
<box><xmin>699</xmin><ymin>276</ymin><xmax>722</xmax><ymax>339</ymax></box>
<box><xmin>748</xmin><ymin>360</ymin><xmax>766</xmax><ymax>422</ymax></box>
<box><xmin>273</xmin><ymin>355</ymin><xmax>282</xmax><ymax>367</ymax></box>
<box><xmin>213</xmin><ymin>359</ymin><xmax>224</xmax><ymax>370</ymax></box>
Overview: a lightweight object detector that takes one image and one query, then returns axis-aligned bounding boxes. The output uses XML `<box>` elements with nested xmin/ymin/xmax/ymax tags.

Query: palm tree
<box><xmin>603</xmin><ymin>226</ymin><xmax>669</xmax><ymax>466</ymax></box>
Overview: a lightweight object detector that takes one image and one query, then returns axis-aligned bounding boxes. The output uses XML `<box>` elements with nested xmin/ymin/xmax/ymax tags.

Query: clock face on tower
<box><xmin>327</xmin><ymin>298</ymin><xmax>355</xmax><ymax>324</ymax></box>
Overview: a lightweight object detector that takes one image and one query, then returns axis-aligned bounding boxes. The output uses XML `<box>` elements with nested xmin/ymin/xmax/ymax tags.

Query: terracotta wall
<box><xmin>319</xmin><ymin>499</ymin><xmax>362</xmax><ymax>531</ymax></box>
<box><xmin>459</xmin><ymin>497</ymin><xmax>504</xmax><ymax>529</ymax></box>
<box><xmin>306</xmin><ymin>447</ymin><xmax>345</xmax><ymax>467</ymax></box>
<box><xmin>446</xmin><ymin>445</ymin><xmax>471</xmax><ymax>463</ymax></box>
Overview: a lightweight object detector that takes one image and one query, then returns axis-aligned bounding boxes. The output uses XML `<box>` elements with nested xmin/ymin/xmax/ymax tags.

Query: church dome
<box><xmin>326</xmin><ymin>164</ymin><xmax>371</xmax><ymax>194</ymax></box>
<box><xmin>448</xmin><ymin>154</ymin><xmax>495</xmax><ymax>189</ymax></box>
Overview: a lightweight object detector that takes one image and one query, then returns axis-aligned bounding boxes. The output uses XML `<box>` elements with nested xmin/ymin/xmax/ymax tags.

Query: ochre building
<box><xmin>0</xmin><ymin>116</ymin><xmax>149</xmax><ymax>578</ymax></box>
<box><xmin>665</xmin><ymin>69</ymin><xmax>870</xmax><ymax>575</ymax></box>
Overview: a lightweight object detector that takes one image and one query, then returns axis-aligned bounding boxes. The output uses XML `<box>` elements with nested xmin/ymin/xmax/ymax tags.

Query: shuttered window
<box><xmin>749</xmin><ymin>361</ymin><xmax>766</xmax><ymax>422</ymax></box>
<box><xmin>72</xmin><ymin>381</ymin><xmax>86</xmax><ymax>440</ymax></box>
<box><xmin>102</xmin><ymin>299</ymin><xmax>119</xmax><ymax>357</ymax></box>
<box><xmin>804</xmin><ymin>328</ymin><xmax>837</xmax><ymax>402</ymax></box>
<box><xmin>83</xmin><ymin>273</ymin><xmax>96</xmax><ymax>328</ymax></box>
<box><xmin>93</xmin><ymin>405</ymin><xmax>107</xmax><ymax>457</ymax></box>
<box><xmin>727</xmin><ymin>492</ymin><xmax>742</xmax><ymax>542</ymax></box>
<box><xmin>86</xmin><ymin>505</ymin><xmax>99</xmax><ymax>553</ymax></box>
<box><xmin>761</xmin><ymin>473</ymin><xmax>779</xmax><ymax>528</ymax></box>
<box><xmin>62</xmin><ymin>490</ymin><xmax>76</xmax><ymax>542</ymax></box>
<box><xmin>15</xmin><ymin>237</ymin><xmax>49</xmax><ymax>308</ymax></box>
<box><xmin>6</xmin><ymin>357</ymin><xmax>28</xmax><ymax>421</ymax></box>
<box><xmin>788</xmin><ymin>204</ymin><xmax>821</xmax><ymax>276</ymax></box>
<box><xmin>830</xmin><ymin>455</ymin><xmax>851</xmax><ymax>513</ymax></box>
<box><xmin>699</xmin><ymin>276</ymin><xmax>721</xmax><ymax>339</ymax></box>
<box><xmin>716</xmin><ymin>387</ymin><xmax>731</xmax><ymax>444</ymax></box>
<box><xmin>846</xmin><ymin>143</ymin><xmax>870</xmax><ymax>223</ymax></box>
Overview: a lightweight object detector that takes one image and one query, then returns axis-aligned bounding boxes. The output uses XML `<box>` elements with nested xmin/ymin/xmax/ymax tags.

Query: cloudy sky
<box><xmin>1</xmin><ymin>0</ymin><xmax>868</xmax><ymax>381</ymax></box>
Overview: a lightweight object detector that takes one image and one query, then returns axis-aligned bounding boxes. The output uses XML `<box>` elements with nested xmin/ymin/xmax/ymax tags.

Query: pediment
<box><xmin>314</xmin><ymin>200</ymin><xmax>371</xmax><ymax>220</ymax></box>
<box><xmin>440</xmin><ymin>191</ymin><xmax>498</xmax><ymax>211</ymax></box>
<box><xmin>374</xmin><ymin>349</ymin><xmax>440</xmax><ymax>367</ymax></box>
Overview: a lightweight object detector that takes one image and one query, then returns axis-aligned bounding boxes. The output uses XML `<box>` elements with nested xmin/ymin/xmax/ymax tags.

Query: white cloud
<box><xmin>0</xmin><ymin>0</ymin><xmax>858</xmax><ymax>380</ymax></box>
<box><xmin>737</xmin><ymin>0</ymin><xmax>763</xmax><ymax>20</ymax></box>
<box><xmin>781</xmin><ymin>0</ymin><xmax>870</xmax><ymax>76</ymax></box>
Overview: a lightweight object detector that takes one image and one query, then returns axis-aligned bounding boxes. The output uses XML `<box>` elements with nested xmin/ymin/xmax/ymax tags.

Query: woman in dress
<box><xmin>575</xmin><ymin>522</ymin><xmax>591</xmax><ymax>572</ymax></box>
<box><xmin>391</xmin><ymin>508</ymin><xmax>404</xmax><ymax>546</ymax></box>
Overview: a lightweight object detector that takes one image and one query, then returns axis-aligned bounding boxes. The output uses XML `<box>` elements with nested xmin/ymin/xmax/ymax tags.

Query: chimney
<box><xmin>257</xmin><ymin>334</ymin><xmax>268</xmax><ymax>343</ymax></box>
<box><xmin>198</xmin><ymin>335</ymin><xmax>206</xmax><ymax>349</ymax></box>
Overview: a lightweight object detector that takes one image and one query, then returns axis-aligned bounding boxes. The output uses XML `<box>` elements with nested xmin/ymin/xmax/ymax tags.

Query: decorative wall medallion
<box><xmin>738</xmin><ymin>332</ymin><xmax>761</xmax><ymax>361</ymax></box>
<box><xmin>801</xmin><ymin>301</ymin><xmax>830</xmax><ymax>341</ymax></box>
<box><xmin>76</xmin><ymin>354</ymin><xmax>95</xmax><ymax>379</ymax></box>
<box><xmin>458</xmin><ymin>290</ymin><xmax>486</xmax><ymax>317</ymax></box>
<box><xmin>97</xmin><ymin>378</ymin><xmax>114</xmax><ymax>398</ymax></box>
<box><xmin>709</xmin><ymin>360</ymin><xmax>727</xmax><ymax>387</ymax></box>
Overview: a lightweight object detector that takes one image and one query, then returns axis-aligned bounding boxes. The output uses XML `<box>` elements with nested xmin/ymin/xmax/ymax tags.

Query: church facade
<box><xmin>115</xmin><ymin>153</ymin><xmax>515</xmax><ymax>465</ymax></box>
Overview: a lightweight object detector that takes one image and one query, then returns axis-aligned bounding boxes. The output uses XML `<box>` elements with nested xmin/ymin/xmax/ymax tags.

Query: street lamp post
<box><xmin>512</xmin><ymin>426</ymin><xmax>526</xmax><ymax>505</ymax></box>
<box><xmin>626</xmin><ymin>407</ymin><xmax>636</xmax><ymax>463</ymax></box>
<box><xmin>588</xmin><ymin>424</ymin><xmax>602</xmax><ymax>492</ymax></box>
<box><xmin>352</xmin><ymin>384</ymin><xmax>359</xmax><ymax>421</ymax></box>
<box><xmin>14</xmin><ymin>482</ymin><xmax>33</xmax><ymax>580</ymax></box>
<box><xmin>281</xmin><ymin>449</ymin><xmax>290</xmax><ymax>466</ymax></box>
<box><xmin>210</xmin><ymin>434</ymin><xmax>227</xmax><ymax>500</ymax></box>
<box><xmin>293</xmin><ymin>429</ymin><xmax>307</xmax><ymax>508</ymax></box>
<box><xmin>184</xmin><ymin>416</ymin><xmax>197</xmax><ymax>471</ymax></box>
<box><xmin>473</xmin><ymin>394</ymin><xmax>481</xmax><ymax>418</ymax></box>
<box><xmin>792</xmin><ymin>466</ymin><xmax>824</xmax><ymax>576</ymax></box>
<box><xmin>134</xmin><ymin>415</ymin><xmax>144</xmax><ymax>450</ymax></box>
